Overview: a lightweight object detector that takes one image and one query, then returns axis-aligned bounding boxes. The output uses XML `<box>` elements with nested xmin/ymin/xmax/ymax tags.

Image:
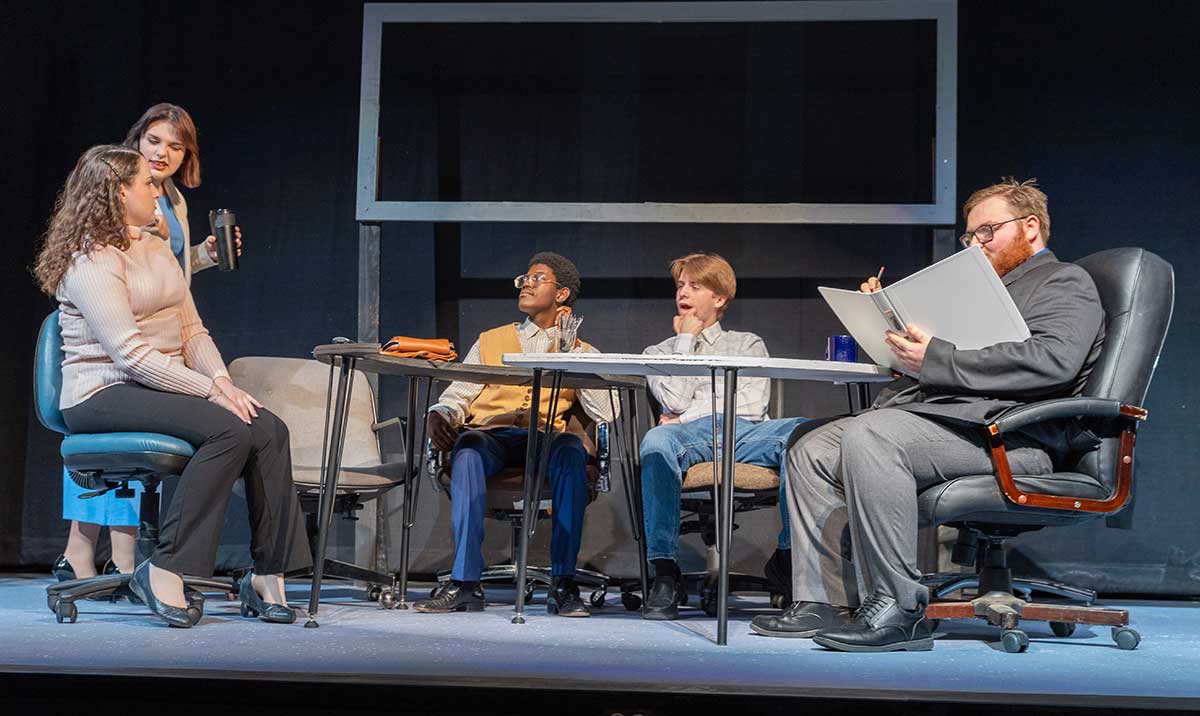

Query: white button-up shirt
<box><xmin>642</xmin><ymin>321</ymin><xmax>770</xmax><ymax>423</ymax></box>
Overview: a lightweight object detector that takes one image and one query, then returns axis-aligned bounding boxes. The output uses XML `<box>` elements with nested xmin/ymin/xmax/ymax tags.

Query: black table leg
<box><xmin>394</xmin><ymin>375</ymin><xmax>425</xmax><ymax>610</ymax></box>
<box><xmin>305</xmin><ymin>356</ymin><xmax>357</xmax><ymax>628</ymax></box>
<box><xmin>512</xmin><ymin>368</ymin><xmax>543</xmax><ymax>624</ymax></box>
<box><xmin>716</xmin><ymin>367</ymin><xmax>738</xmax><ymax>646</ymax></box>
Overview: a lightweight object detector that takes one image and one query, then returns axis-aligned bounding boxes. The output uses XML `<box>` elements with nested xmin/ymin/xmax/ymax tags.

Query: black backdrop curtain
<box><xmin>2</xmin><ymin>1</ymin><xmax>1198</xmax><ymax>596</ymax></box>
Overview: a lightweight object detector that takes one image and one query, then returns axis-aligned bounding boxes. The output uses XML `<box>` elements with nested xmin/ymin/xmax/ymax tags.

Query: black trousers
<box><xmin>62</xmin><ymin>383</ymin><xmax>313</xmax><ymax>578</ymax></box>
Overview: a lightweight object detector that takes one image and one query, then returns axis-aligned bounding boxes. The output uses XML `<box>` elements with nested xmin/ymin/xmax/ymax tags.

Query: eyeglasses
<box><xmin>513</xmin><ymin>272</ymin><xmax>562</xmax><ymax>289</ymax></box>
<box><xmin>959</xmin><ymin>216</ymin><xmax>1026</xmax><ymax>248</ymax></box>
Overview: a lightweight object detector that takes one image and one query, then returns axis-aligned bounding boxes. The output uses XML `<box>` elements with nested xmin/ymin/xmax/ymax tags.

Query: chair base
<box><xmin>922</xmin><ymin>571</ymin><xmax>1097</xmax><ymax>605</ymax></box>
<box><xmin>437</xmin><ymin>564</ymin><xmax>611</xmax><ymax>607</ymax></box>
<box><xmin>286</xmin><ymin>558</ymin><xmax>401</xmax><ymax>606</ymax></box>
<box><xmin>922</xmin><ymin>537</ymin><xmax>1137</xmax><ymax>652</ymax></box>
<box><xmin>45</xmin><ymin>574</ymin><xmax>233</xmax><ymax>624</ymax></box>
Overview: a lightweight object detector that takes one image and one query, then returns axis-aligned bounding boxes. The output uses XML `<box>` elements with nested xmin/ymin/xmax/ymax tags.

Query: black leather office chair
<box><xmin>920</xmin><ymin>247</ymin><xmax>1173</xmax><ymax>652</ymax></box>
<box><xmin>427</xmin><ymin>404</ymin><xmax>613</xmax><ymax>605</ymax></box>
<box><xmin>36</xmin><ymin>312</ymin><xmax>231</xmax><ymax>623</ymax></box>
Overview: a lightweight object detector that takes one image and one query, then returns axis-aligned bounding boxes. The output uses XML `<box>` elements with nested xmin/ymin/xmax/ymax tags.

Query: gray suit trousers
<box><xmin>784</xmin><ymin>409</ymin><xmax>1053</xmax><ymax>611</ymax></box>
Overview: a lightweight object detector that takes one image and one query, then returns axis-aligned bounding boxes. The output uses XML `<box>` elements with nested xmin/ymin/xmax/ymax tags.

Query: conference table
<box><xmin>309</xmin><ymin>342</ymin><xmax>645</xmax><ymax>627</ymax></box>
<box><xmin>502</xmin><ymin>352</ymin><xmax>895</xmax><ymax>645</ymax></box>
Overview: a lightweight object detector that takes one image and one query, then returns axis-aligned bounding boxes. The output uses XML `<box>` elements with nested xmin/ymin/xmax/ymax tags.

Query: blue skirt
<box><xmin>61</xmin><ymin>466</ymin><xmax>141</xmax><ymax>526</ymax></box>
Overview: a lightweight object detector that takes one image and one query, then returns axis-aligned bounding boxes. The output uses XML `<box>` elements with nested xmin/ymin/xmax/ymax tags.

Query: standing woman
<box><xmin>35</xmin><ymin>145</ymin><xmax>304</xmax><ymax>628</ymax></box>
<box><xmin>55</xmin><ymin>104</ymin><xmax>240</xmax><ymax>584</ymax></box>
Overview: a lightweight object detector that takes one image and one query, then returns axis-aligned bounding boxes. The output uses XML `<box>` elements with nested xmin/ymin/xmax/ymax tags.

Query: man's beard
<box><xmin>988</xmin><ymin>238</ymin><xmax>1035</xmax><ymax>277</ymax></box>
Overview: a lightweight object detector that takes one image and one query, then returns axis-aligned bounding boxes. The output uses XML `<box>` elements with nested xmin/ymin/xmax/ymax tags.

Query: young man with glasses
<box><xmin>754</xmin><ymin>178</ymin><xmax>1106</xmax><ymax>652</ymax></box>
<box><xmin>637</xmin><ymin>253</ymin><xmax>808</xmax><ymax>620</ymax></box>
<box><xmin>415</xmin><ymin>252</ymin><xmax>615</xmax><ymax>617</ymax></box>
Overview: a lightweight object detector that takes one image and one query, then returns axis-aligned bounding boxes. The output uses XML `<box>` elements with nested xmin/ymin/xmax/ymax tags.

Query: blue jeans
<box><xmin>640</xmin><ymin>416</ymin><xmax>807</xmax><ymax>564</ymax></box>
<box><xmin>449</xmin><ymin>427</ymin><xmax>589</xmax><ymax>582</ymax></box>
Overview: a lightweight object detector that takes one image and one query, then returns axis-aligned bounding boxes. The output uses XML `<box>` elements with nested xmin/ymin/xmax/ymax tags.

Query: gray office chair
<box><xmin>920</xmin><ymin>247</ymin><xmax>1173</xmax><ymax>652</ymax></box>
<box><xmin>228</xmin><ymin>356</ymin><xmax>410</xmax><ymax>606</ymax></box>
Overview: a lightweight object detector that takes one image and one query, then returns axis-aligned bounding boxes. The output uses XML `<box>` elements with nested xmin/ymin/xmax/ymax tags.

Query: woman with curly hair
<box><xmin>35</xmin><ymin>145</ymin><xmax>309</xmax><ymax>628</ymax></box>
<box><xmin>53</xmin><ymin>103</ymin><xmax>241</xmax><ymax>590</ymax></box>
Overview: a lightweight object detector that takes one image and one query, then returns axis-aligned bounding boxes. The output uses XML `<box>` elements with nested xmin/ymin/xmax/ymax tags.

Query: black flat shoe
<box><xmin>413</xmin><ymin>580</ymin><xmax>485</xmax><ymax>613</ymax></box>
<box><xmin>750</xmin><ymin>601</ymin><xmax>852</xmax><ymax>638</ymax></box>
<box><xmin>51</xmin><ymin>554</ymin><xmax>78</xmax><ymax>582</ymax></box>
<box><xmin>239</xmin><ymin>572</ymin><xmax>297</xmax><ymax>624</ymax></box>
<box><xmin>546</xmin><ymin>577</ymin><xmax>591</xmax><ymax>618</ymax></box>
<box><xmin>642</xmin><ymin>575</ymin><xmax>684</xmax><ymax>621</ymax></box>
<box><xmin>128</xmin><ymin>560</ymin><xmax>194</xmax><ymax>628</ymax></box>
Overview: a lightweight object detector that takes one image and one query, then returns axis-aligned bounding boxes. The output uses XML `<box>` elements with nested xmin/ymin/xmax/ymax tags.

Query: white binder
<box><xmin>818</xmin><ymin>246</ymin><xmax>1030</xmax><ymax>376</ymax></box>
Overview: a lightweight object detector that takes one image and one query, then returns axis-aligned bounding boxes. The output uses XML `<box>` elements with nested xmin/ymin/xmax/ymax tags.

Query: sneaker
<box><xmin>750</xmin><ymin>601</ymin><xmax>852</xmax><ymax>638</ymax></box>
<box><xmin>642</xmin><ymin>575</ymin><xmax>683</xmax><ymax>621</ymax></box>
<box><xmin>546</xmin><ymin>577</ymin><xmax>591</xmax><ymax>618</ymax></box>
<box><xmin>812</xmin><ymin>592</ymin><xmax>934</xmax><ymax>652</ymax></box>
<box><xmin>413</xmin><ymin>580</ymin><xmax>485</xmax><ymax>613</ymax></box>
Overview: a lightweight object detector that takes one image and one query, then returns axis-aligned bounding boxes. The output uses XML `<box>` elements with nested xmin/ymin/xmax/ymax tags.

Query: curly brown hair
<box><xmin>34</xmin><ymin>145</ymin><xmax>143</xmax><ymax>296</ymax></box>
<box><xmin>123</xmin><ymin>103</ymin><xmax>202</xmax><ymax>189</ymax></box>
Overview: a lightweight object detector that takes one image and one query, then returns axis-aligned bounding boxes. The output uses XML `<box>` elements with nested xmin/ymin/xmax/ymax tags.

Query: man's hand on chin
<box><xmin>885</xmin><ymin>323</ymin><xmax>931</xmax><ymax>375</ymax></box>
<box><xmin>673</xmin><ymin>312</ymin><xmax>704</xmax><ymax>336</ymax></box>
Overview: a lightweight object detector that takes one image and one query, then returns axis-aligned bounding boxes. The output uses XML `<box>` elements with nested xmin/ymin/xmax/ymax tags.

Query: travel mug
<box><xmin>208</xmin><ymin>209</ymin><xmax>238</xmax><ymax>271</ymax></box>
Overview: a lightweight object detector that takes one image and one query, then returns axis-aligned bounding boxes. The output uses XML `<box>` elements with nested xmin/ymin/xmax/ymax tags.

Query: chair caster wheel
<box><xmin>1001</xmin><ymin>629</ymin><xmax>1030</xmax><ymax>653</ymax></box>
<box><xmin>621</xmin><ymin>592</ymin><xmax>642</xmax><ymax>611</ymax></box>
<box><xmin>589</xmin><ymin>589</ymin><xmax>607</xmax><ymax>608</ymax></box>
<box><xmin>55</xmin><ymin>601</ymin><xmax>77</xmax><ymax>624</ymax></box>
<box><xmin>367</xmin><ymin>585</ymin><xmax>382</xmax><ymax>602</ymax></box>
<box><xmin>769</xmin><ymin>592</ymin><xmax>787</xmax><ymax>609</ymax></box>
<box><xmin>187</xmin><ymin>606</ymin><xmax>203</xmax><ymax>625</ymax></box>
<box><xmin>47</xmin><ymin>593</ymin><xmax>60</xmax><ymax>613</ymax></box>
<box><xmin>379</xmin><ymin>590</ymin><xmax>396</xmax><ymax>610</ymax></box>
<box><xmin>1112</xmin><ymin>626</ymin><xmax>1140</xmax><ymax>650</ymax></box>
<box><xmin>1050</xmin><ymin>621</ymin><xmax>1076</xmax><ymax>637</ymax></box>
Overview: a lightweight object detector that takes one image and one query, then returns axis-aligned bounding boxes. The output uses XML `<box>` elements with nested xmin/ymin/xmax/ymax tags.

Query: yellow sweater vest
<box><xmin>465</xmin><ymin>323</ymin><xmax>590</xmax><ymax>432</ymax></box>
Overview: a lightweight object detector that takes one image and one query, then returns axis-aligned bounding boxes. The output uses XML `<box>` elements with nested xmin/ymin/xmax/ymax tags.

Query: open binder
<box><xmin>818</xmin><ymin>246</ymin><xmax>1030</xmax><ymax>376</ymax></box>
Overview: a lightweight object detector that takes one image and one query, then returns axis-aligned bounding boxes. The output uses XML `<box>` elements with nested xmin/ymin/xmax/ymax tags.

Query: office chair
<box><xmin>37</xmin><ymin>311</ymin><xmax>231</xmax><ymax>623</ymax></box>
<box><xmin>228</xmin><ymin>356</ymin><xmax>410</xmax><ymax>608</ymax></box>
<box><xmin>426</xmin><ymin>404</ymin><xmax>613</xmax><ymax>606</ymax></box>
<box><xmin>920</xmin><ymin>247</ymin><xmax>1173</xmax><ymax>652</ymax></box>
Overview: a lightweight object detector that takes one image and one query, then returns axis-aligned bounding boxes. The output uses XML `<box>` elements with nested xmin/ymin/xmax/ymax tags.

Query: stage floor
<box><xmin>2</xmin><ymin>575</ymin><xmax>1198</xmax><ymax>712</ymax></box>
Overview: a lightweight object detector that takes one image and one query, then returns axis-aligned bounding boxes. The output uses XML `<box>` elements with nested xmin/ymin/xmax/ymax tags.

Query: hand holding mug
<box><xmin>205</xmin><ymin>226</ymin><xmax>243</xmax><ymax>263</ymax></box>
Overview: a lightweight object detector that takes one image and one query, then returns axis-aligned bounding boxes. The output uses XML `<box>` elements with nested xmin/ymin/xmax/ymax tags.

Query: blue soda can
<box><xmin>825</xmin><ymin>335</ymin><xmax>858</xmax><ymax>362</ymax></box>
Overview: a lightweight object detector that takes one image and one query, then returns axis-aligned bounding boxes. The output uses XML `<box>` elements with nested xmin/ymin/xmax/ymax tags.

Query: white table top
<box><xmin>502</xmin><ymin>352</ymin><xmax>896</xmax><ymax>383</ymax></box>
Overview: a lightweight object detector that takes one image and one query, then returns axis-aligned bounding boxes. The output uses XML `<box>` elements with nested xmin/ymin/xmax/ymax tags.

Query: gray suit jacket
<box><xmin>874</xmin><ymin>250</ymin><xmax>1106</xmax><ymax>454</ymax></box>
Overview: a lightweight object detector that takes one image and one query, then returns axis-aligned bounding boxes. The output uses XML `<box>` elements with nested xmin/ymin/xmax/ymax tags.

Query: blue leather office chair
<box><xmin>920</xmin><ymin>248</ymin><xmax>1173</xmax><ymax>652</ymax></box>
<box><xmin>37</xmin><ymin>311</ymin><xmax>231</xmax><ymax>623</ymax></box>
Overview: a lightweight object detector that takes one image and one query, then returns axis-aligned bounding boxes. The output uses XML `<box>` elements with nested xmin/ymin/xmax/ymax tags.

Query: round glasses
<box><xmin>513</xmin><ymin>272</ymin><xmax>562</xmax><ymax>289</ymax></box>
<box><xmin>959</xmin><ymin>216</ymin><xmax>1026</xmax><ymax>248</ymax></box>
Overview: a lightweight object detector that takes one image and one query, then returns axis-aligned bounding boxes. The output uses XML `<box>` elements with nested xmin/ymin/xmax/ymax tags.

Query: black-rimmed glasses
<box><xmin>959</xmin><ymin>216</ymin><xmax>1026</xmax><ymax>248</ymax></box>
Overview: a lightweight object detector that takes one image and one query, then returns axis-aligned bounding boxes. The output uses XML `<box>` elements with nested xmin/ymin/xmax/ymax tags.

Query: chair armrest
<box><xmin>989</xmin><ymin>397</ymin><xmax>1145</xmax><ymax>436</ymax></box>
<box><xmin>983</xmin><ymin>398</ymin><xmax>1146</xmax><ymax>514</ymax></box>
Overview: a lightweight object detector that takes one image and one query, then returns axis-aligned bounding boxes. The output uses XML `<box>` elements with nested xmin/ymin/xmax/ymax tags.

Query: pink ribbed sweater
<box><xmin>55</xmin><ymin>232</ymin><xmax>229</xmax><ymax>410</ymax></box>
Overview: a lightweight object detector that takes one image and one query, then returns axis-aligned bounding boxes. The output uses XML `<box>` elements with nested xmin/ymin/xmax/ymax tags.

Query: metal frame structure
<box><xmin>356</xmin><ymin>0</ymin><xmax>958</xmax><ymax>225</ymax></box>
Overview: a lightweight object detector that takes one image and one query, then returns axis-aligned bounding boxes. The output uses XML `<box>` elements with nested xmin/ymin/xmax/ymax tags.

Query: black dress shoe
<box><xmin>812</xmin><ymin>592</ymin><xmax>934</xmax><ymax>652</ymax></box>
<box><xmin>642</xmin><ymin>576</ymin><xmax>683</xmax><ymax>620</ymax></box>
<box><xmin>413</xmin><ymin>580</ymin><xmax>485</xmax><ymax>613</ymax></box>
<box><xmin>128</xmin><ymin>560</ymin><xmax>194</xmax><ymax>628</ymax></box>
<box><xmin>546</xmin><ymin>577</ymin><xmax>591</xmax><ymax>618</ymax></box>
<box><xmin>239</xmin><ymin>572</ymin><xmax>297</xmax><ymax>624</ymax></box>
<box><xmin>750</xmin><ymin>601</ymin><xmax>852</xmax><ymax>638</ymax></box>
<box><xmin>51</xmin><ymin>554</ymin><xmax>77</xmax><ymax>582</ymax></box>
